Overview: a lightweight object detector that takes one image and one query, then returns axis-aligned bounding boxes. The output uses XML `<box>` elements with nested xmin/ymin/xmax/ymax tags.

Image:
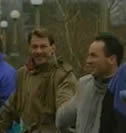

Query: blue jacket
<box><xmin>109</xmin><ymin>63</ymin><xmax>126</xmax><ymax>116</ymax></box>
<box><xmin>0</xmin><ymin>53</ymin><xmax>16</xmax><ymax>107</ymax></box>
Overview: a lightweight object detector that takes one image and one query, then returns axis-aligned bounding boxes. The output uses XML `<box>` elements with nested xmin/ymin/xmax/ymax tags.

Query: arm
<box><xmin>56</xmin><ymin>94</ymin><xmax>77</xmax><ymax>130</ymax></box>
<box><xmin>0</xmin><ymin>92</ymin><xmax>19</xmax><ymax>132</ymax></box>
<box><xmin>0</xmin><ymin>68</ymin><xmax>23</xmax><ymax>132</ymax></box>
<box><xmin>0</xmin><ymin>70</ymin><xmax>16</xmax><ymax>107</ymax></box>
<box><xmin>56</xmin><ymin>71</ymin><xmax>77</xmax><ymax>108</ymax></box>
<box><xmin>55</xmin><ymin>71</ymin><xmax>78</xmax><ymax>129</ymax></box>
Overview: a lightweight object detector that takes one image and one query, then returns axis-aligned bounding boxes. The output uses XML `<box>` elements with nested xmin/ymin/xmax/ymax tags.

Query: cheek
<box><xmin>92</xmin><ymin>58</ymin><xmax>101</xmax><ymax>65</ymax></box>
<box><xmin>96</xmin><ymin>56</ymin><xmax>105</xmax><ymax>63</ymax></box>
<box><xmin>97</xmin><ymin>59</ymin><xmax>106</xmax><ymax>66</ymax></box>
<box><xmin>98</xmin><ymin>59</ymin><xmax>109</xmax><ymax>69</ymax></box>
<box><xmin>93</xmin><ymin>58</ymin><xmax>104</xmax><ymax>68</ymax></box>
<box><xmin>31</xmin><ymin>50</ymin><xmax>36</xmax><ymax>55</ymax></box>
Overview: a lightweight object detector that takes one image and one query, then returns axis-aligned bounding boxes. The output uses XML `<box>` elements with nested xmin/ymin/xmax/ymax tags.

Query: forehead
<box><xmin>89</xmin><ymin>41</ymin><xmax>105</xmax><ymax>54</ymax></box>
<box><xmin>31</xmin><ymin>35</ymin><xmax>50</xmax><ymax>45</ymax></box>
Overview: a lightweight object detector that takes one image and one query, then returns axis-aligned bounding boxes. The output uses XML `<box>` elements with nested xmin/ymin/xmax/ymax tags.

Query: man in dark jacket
<box><xmin>0</xmin><ymin>37</ymin><xmax>16</xmax><ymax>107</ymax></box>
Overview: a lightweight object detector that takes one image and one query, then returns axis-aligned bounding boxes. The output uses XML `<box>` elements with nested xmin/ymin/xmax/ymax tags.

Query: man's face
<box><xmin>29</xmin><ymin>35</ymin><xmax>55</xmax><ymax>65</ymax></box>
<box><xmin>86</xmin><ymin>40</ymin><xmax>113</xmax><ymax>78</ymax></box>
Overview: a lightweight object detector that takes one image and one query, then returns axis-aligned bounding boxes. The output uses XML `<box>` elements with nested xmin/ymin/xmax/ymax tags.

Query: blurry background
<box><xmin>0</xmin><ymin>0</ymin><xmax>126</xmax><ymax>77</ymax></box>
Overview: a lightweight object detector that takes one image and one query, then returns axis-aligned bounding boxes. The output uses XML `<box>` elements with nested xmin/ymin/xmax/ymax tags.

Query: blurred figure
<box><xmin>0</xmin><ymin>28</ymin><xmax>77</xmax><ymax>133</ymax></box>
<box><xmin>56</xmin><ymin>33</ymin><xmax>123</xmax><ymax>133</ymax></box>
<box><xmin>100</xmin><ymin>63</ymin><xmax>126</xmax><ymax>133</ymax></box>
<box><xmin>0</xmin><ymin>36</ymin><xmax>16</xmax><ymax>108</ymax></box>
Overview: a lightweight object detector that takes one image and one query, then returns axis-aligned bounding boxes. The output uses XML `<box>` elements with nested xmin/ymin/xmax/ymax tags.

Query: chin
<box><xmin>35</xmin><ymin>60</ymin><xmax>46</xmax><ymax>65</ymax></box>
<box><xmin>37</xmin><ymin>62</ymin><xmax>46</xmax><ymax>65</ymax></box>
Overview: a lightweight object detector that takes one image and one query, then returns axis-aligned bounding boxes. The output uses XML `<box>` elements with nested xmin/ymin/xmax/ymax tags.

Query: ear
<box><xmin>108</xmin><ymin>55</ymin><xmax>117</xmax><ymax>65</ymax></box>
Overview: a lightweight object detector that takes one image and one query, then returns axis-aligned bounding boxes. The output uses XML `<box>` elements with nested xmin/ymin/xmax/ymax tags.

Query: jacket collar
<box><xmin>25</xmin><ymin>56</ymin><xmax>58</xmax><ymax>74</ymax></box>
<box><xmin>94</xmin><ymin>76</ymin><xmax>112</xmax><ymax>93</ymax></box>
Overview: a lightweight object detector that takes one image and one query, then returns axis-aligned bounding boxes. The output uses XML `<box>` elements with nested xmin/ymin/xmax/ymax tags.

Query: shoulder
<box><xmin>55</xmin><ymin>59</ymin><xmax>74</xmax><ymax>77</ymax></box>
<box><xmin>17</xmin><ymin>66</ymin><xmax>28</xmax><ymax>78</ymax></box>
<box><xmin>17</xmin><ymin>66</ymin><xmax>25</xmax><ymax>75</ymax></box>
<box><xmin>110</xmin><ymin>63</ymin><xmax>126</xmax><ymax>87</ymax></box>
<box><xmin>0</xmin><ymin>61</ymin><xmax>16</xmax><ymax>76</ymax></box>
<box><xmin>0</xmin><ymin>61</ymin><xmax>15</xmax><ymax>72</ymax></box>
<box><xmin>77</xmin><ymin>74</ymin><xmax>94</xmax><ymax>93</ymax></box>
<box><xmin>79</xmin><ymin>74</ymin><xmax>94</xmax><ymax>84</ymax></box>
<box><xmin>110</xmin><ymin>63</ymin><xmax>126</xmax><ymax>86</ymax></box>
<box><xmin>18</xmin><ymin>66</ymin><xmax>26</xmax><ymax>73</ymax></box>
<box><xmin>118</xmin><ymin>63</ymin><xmax>126</xmax><ymax>76</ymax></box>
<box><xmin>57</xmin><ymin>59</ymin><xmax>73</xmax><ymax>73</ymax></box>
<box><xmin>0</xmin><ymin>61</ymin><xmax>16</xmax><ymax>82</ymax></box>
<box><xmin>54</xmin><ymin>59</ymin><xmax>76</xmax><ymax>84</ymax></box>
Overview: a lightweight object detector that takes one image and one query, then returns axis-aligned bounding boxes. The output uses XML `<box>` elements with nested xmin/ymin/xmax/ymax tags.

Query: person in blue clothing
<box><xmin>99</xmin><ymin>63</ymin><xmax>126</xmax><ymax>133</ymax></box>
<box><xmin>0</xmin><ymin>37</ymin><xmax>16</xmax><ymax>107</ymax></box>
<box><xmin>111</xmin><ymin>63</ymin><xmax>126</xmax><ymax>133</ymax></box>
<box><xmin>111</xmin><ymin>63</ymin><xmax>126</xmax><ymax>116</ymax></box>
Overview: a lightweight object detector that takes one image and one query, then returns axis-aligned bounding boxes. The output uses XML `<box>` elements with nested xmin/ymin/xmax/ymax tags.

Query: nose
<box><xmin>36</xmin><ymin>47</ymin><xmax>42</xmax><ymax>54</ymax></box>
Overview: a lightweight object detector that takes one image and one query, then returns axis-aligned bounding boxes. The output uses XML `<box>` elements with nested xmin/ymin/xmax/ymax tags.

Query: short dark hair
<box><xmin>94</xmin><ymin>32</ymin><xmax>124</xmax><ymax>66</ymax></box>
<box><xmin>0</xmin><ymin>36</ymin><xmax>3</xmax><ymax>53</ymax></box>
<box><xmin>28</xmin><ymin>28</ymin><xmax>55</xmax><ymax>45</ymax></box>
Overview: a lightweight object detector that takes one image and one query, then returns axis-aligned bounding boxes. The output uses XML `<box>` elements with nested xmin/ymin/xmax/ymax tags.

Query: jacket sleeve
<box><xmin>56</xmin><ymin>94</ymin><xmax>77</xmax><ymax>130</ymax></box>
<box><xmin>55</xmin><ymin>63</ymin><xmax>78</xmax><ymax>130</ymax></box>
<box><xmin>55</xmin><ymin>71</ymin><xmax>77</xmax><ymax>109</ymax></box>
<box><xmin>0</xmin><ymin>68</ymin><xmax>23</xmax><ymax>132</ymax></box>
<box><xmin>0</xmin><ymin>91</ymin><xmax>19</xmax><ymax>132</ymax></box>
<box><xmin>0</xmin><ymin>69</ymin><xmax>16</xmax><ymax>107</ymax></box>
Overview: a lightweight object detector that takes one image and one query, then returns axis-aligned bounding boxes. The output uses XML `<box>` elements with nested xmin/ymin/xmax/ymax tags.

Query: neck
<box><xmin>94</xmin><ymin>75</ymin><xmax>111</xmax><ymax>92</ymax></box>
<box><xmin>104</xmin><ymin>65</ymin><xmax>118</xmax><ymax>79</ymax></box>
<box><xmin>97</xmin><ymin>65</ymin><xmax>118</xmax><ymax>80</ymax></box>
<box><xmin>35</xmin><ymin>56</ymin><xmax>57</xmax><ymax>73</ymax></box>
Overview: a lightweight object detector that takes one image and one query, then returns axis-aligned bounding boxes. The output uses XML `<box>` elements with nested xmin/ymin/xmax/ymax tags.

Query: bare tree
<box><xmin>55</xmin><ymin>0</ymin><xmax>81</xmax><ymax>74</ymax></box>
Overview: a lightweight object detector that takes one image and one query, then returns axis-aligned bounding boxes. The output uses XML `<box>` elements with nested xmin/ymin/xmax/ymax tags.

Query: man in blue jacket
<box><xmin>0</xmin><ymin>37</ymin><xmax>16</xmax><ymax>107</ymax></box>
<box><xmin>110</xmin><ymin>63</ymin><xmax>126</xmax><ymax>133</ymax></box>
<box><xmin>99</xmin><ymin>63</ymin><xmax>126</xmax><ymax>133</ymax></box>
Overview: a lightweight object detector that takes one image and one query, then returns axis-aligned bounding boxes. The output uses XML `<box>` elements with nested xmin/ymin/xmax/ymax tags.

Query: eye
<box><xmin>31</xmin><ymin>45</ymin><xmax>38</xmax><ymax>49</ymax></box>
<box><xmin>90</xmin><ymin>53</ymin><xmax>97</xmax><ymax>57</ymax></box>
<box><xmin>40</xmin><ymin>45</ymin><xmax>47</xmax><ymax>48</ymax></box>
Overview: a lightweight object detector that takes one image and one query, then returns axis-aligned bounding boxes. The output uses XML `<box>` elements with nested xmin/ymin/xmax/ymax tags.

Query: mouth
<box><xmin>35</xmin><ymin>55</ymin><xmax>47</xmax><ymax>58</ymax></box>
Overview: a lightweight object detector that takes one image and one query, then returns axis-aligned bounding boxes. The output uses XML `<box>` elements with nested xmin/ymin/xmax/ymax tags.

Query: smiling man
<box><xmin>0</xmin><ymin>28</ymin><xmax>77</xmax><ymax>133</ymax></box>
<box><xmin>56</xmin><ymin>33</ymin><xmax>123</xmax><ymax>133</ymax></box>
<box><xmin>29</xmin><ymin>31</ymin><xmax>56</xmax><ymax>65</ymax></box>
